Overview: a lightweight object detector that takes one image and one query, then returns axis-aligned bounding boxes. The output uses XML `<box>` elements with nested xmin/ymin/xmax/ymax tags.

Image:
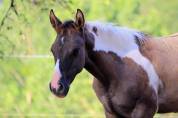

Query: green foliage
<box><xmin>0</xmin><ymin>0</ymin><xmax>178</xmax><ymax>117</ymax></box>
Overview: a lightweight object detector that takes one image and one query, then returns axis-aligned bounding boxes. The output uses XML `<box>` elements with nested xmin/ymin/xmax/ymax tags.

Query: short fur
<box><xmin>49</xmin><ymin>9</ymin><xmax>178</xmax><ymax>118</ymax></box>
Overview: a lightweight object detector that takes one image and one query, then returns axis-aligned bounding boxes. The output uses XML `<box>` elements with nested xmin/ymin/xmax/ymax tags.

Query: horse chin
<box><xmin>54</xmin><ymin>90</ymin><xmax>69</xmax><ymax>98</ymax></box>
<box><xmin>56</xmin><ymin>86</ymin><xmax>69</xmax><ymax>98</ymax></box>
<box><xmin>55</xmin><ymin>94</ymin><xmax>67</xmax><ymax>98</ymax></box>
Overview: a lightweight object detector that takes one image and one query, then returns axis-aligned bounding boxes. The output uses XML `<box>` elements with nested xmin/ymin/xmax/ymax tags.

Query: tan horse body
<box><xmin>142</xmin><ymin>34</ymin><xmax>178</xmax><ymax>112</ymax></box>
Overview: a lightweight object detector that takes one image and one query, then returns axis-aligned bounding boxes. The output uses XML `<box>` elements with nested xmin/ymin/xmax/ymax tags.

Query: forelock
<box><xmin>62</xmin><ymin>20</ymin><xmax>75</xmax><ymax>29</ymax></box>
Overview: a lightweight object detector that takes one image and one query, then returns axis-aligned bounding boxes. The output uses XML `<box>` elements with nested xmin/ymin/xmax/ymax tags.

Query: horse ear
<box><xmin>49</xmin><ymin>9</ymin><xmax>62</xmax><ymax>32</ymax></box>
<box><xmin>75</xmin><ymin>9</ymin><xmax>85</xmax><ymax>28</ymax></box>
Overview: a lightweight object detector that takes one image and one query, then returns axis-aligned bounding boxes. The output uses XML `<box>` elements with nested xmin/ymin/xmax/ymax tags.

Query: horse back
<box><xmin>141</xmin><ymin>33</ymin><xmax>178</xmax><ymax>112</ymax></box>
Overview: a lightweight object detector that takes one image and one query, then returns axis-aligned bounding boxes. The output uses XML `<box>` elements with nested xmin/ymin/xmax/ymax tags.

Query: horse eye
<box><xmin>72</xmin><ymin>48</ymin><xmax>80</xmax><ymax>57</ymax></box>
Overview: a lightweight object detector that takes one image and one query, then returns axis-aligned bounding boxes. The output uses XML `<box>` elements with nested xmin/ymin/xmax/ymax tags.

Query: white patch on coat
<box><xmin>51</xmin><ymin>59</ymin><xmax>62</xmax><ymax>89</ymax></box>
<box><xmin>61</xmin><ymin>37</ymin><xmax>64</xmax><ymax>45</ymax></box>
<box><xmin>86</xmin><ymin>21</ymin><xmax>145</xmax><ymax>57</ymax></box>
<box><xmin>55</xmin><ymin>59</ymin><xmax>61</xmax><ymax>73</ymax></box>
<box><xmin>125</xmin><ymin>50</ymin><xmax>161</xmax><ymax>93</ymax></box>
<box><xmin>85</xmin><ymin>21</ymin><xmax>160</xmax><ymax>93</ymax></box>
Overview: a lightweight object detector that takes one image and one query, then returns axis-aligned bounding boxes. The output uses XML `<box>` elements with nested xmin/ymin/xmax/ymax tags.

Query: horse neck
<box><xmin>84</xmin><ymin>21</ymin><xmax>147</xmax><ymax>87</ymax></box>
<box><xmin>84</xmin><ymin>49</ymin><xmax>124</xmax><ymax>89</ymax></box>
<box><xmin>84</xmin><ymin>51</ymin><xmax>108</xmax><ymax>88</ymax></box>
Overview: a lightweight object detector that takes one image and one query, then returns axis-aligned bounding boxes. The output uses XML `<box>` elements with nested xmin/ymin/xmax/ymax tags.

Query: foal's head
<box><xmin>49</xmin><ymin>9</ymin><xmax>90</xmax><ymax>97</ymax></box>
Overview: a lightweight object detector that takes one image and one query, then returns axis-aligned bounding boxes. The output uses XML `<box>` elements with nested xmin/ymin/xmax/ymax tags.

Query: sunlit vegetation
<box><xmin>0</xmin><ymin>0</ymin><xmax>178</xmax><ymax>117</ymax></box>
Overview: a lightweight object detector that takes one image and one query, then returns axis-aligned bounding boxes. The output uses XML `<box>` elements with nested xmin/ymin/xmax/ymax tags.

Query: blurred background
<box><xmin>0</xmin><ymin>0</ymin><xmax>178</xmax><ymax>117</ymax></box>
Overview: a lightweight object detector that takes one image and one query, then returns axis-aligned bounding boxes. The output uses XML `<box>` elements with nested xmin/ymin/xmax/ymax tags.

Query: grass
<box><xmin>0</xmin><ymin>58</ymin><xmax>177</xmax><ymax>117</ymax></box>
<box><xmin>0</xmin><ymin>58</ymin><xmax>103</xmax><ymax>117</ymax></box>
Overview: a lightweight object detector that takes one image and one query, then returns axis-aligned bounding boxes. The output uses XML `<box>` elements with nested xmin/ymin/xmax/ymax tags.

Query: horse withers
<box><xmin>49</xmin><ymin>9</ymin><xmax>178</xmax><ymax>118</ymax></box>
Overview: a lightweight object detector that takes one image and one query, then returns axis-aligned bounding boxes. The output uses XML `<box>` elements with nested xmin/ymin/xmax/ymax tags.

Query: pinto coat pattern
<box><xmin>49</xmin><ymin>9</ymin><xmax>178</xmax><ymax>118</ymax></box>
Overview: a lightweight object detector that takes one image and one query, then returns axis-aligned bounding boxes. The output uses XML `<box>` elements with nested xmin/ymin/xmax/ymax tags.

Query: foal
<box><xmin>49</xmin><ymin>9</ymin><xmax>178</xmax><ymax>118</ymax></box>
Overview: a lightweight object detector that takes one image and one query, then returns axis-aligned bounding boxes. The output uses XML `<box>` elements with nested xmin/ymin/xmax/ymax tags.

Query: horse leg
<box><xmin>92</xmin><ymin>78</ymin><xmax>118</xmax><ymax>118</ymax></box>
<box><xmin>131</xmin><ymin>91</ymin><xmax>158</xmax><ymax>118</ymax></box>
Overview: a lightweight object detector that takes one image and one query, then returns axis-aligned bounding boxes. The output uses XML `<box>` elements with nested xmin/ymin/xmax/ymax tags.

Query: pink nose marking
<box><xmin>51</xmin><ymin>59</ymin><xmax>61</xmax><ymax>89</ymax></box>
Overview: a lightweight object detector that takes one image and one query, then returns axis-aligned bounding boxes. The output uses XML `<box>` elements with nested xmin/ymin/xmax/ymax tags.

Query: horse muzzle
<box><xmin>49</xmin><ymin>67</ymin><xmax>69</xmax><ymax>98</ymax></box>
<box><xmin>49</xmin><ymin>80</ymin><xmax>69</xmax><ymax>98</ymax></box>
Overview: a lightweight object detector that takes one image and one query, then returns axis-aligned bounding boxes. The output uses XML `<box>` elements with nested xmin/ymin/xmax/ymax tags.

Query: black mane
<box><xmin>62</xmin><ymin>20</ymin><xmax>75</xmax><ymax>29</ymax></box>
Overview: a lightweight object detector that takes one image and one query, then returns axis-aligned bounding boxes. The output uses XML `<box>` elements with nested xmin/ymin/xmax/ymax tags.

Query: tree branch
<box><xmin>0</xmin><ymin>0</ymin><xmax>18</xmax><ymax>31</ymax></box>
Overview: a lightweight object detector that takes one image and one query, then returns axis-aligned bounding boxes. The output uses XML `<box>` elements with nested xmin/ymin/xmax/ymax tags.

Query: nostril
<box><xmin>59</xmin><ymin>82</ymin><xmax>64</xmax><ymax>92</ymax></box>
